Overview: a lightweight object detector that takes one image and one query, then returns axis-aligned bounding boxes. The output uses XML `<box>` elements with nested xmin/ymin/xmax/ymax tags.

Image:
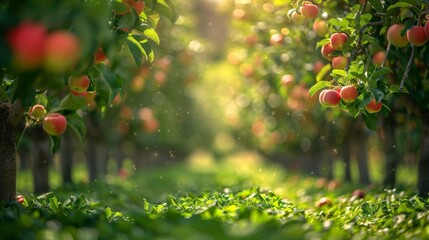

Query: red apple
<box><xmin>43</xmin><ymin>113</ymin><xmax>67</xmax><ymax>136</ymax></box>
<box><xmin>291</xmin><ymin>11</ymin><xmax>305</xmax><ymax>24</ymax></box>
<box><xmin>281</xmin><ymin>74</ymin><xmax>294</xmax><ymax>87</ymax></box>
<box><xmin>70</xmin><ymin>89</ymin><xmax>88</xmax><ymax>97</ymax></box>
<box><xmin>387</xmin><ymin>24</ymin><xmax>408</xmax><ymax>48</ymax></box>
<box><xmin>94</xmin><ymin>48</ymin><xmax>107</xmax><ymax>64</ymax></box>
<box><xmin>365</xmin><ymin>98</ymin><xmax>382</xmax><ymax>113</ymax></box>
<box><xmin>125</xmin><ymin>0</ymin><xmax>145</xmax><ymax>15</ymax></box>
<box><xmin>7</xmin><ymin>21</ymin><xmax>47</xmax><ymax>70</ymax></box>
<box><xmin>44</xmin><ymin>31</ymin><xmax>81</xmax><ymax>73</ymax></box>
<box><xmin>340</xmin><ymin>85</ymin><xmax>358</xmax><ymax>103</ymax></box>
<box><xmin>312</xmin><ymin>20</ymin><xmax>328</xmax><ymax>37</ymax></box>
<box><xmin>321</xmin><ymin>43</ymin><xmax>334</xmax><ymax>61</ymax></box>
<box><xmin>330</xmin><ymin>32</ymin><xmax>348</xmax><ymax>50</ymax></box>
<box><xmin>270</xmin><ymin>33</ymin><xmax>283</xmax><ymax>46</ymax></box>
<box><xmin>301</xmin><ymin>3</ymin><xmax>319</xmax><ymax>19</ymax></box>
<box><xmin>406</xmin><ymin>26</ymin><xmax>429</xmax><ymax>47</ymax></box>
<box><xmin>331</xmin><ymin>56</ymin><xmax>348</xmax><ymax>69</ymax></box>
<box><xmin>352</xmin><ymin>189</ymin><xmax>365</xmax><ymax>199</ymax></box>
<box><xmin>316</xmin><ymin>197</ymin><xmax>332</xmax><ymax>208</ymax></box>
<box><xmin>68</xmin><ymin>75</ymin><xmax>90</xmax><ymax>92</ymax></box>
<box><xmin>327</xmin><ymin>179</ymin><xmax>341</xmax><ymax>190</ymax></box>
<box><xmin>372</xmin><ymin>51</ymin><xmax>385</xmax><ymax>67</ymax></box>
<box><xmin>29</xmin><ymin>104</ymin><xmax>46</xmax><ymax>120</ymax></box>
<box><xmin>319</xmin><ymin>89</ymin><xmax>341</xmax><ymax>107</ymax></box>
<box><xmin>16</xmin><ymin>195</ymin><xmax>25</xmax><ymax>204</ymax></box>
<box><xmin>313</xmin><ymin>60</ymin><xmax>325</xmax><ymax>74</ymax></box>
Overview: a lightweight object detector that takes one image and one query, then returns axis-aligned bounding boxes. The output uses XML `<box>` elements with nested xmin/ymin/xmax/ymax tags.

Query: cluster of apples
<box><xmin>318</xmin><ymin>85</ymin><xmax>382</xmax><ymax>113</ymax></box>
<box><xmin>387</xmin><ymin>21</ymin><xmax>429</xmax><ymax>48</ymax></box>
<box><xmin>28</xmin><ymin>104</ymin><xmax>67</xmax><ymax>136</ymax></box>
<box><xmin>6</xmin><ymin>21</ymin><xmax>81</xmax><ymax>73</ymax></box>
<box><xmin>290</xmin><ymin>1</ymin><xmax>319</xmax><ymax>24</ymax></box>
<box><xmin>321</xmin><ymin>32</ymin><xmax>349</xmax><ymax>70</ymax></box>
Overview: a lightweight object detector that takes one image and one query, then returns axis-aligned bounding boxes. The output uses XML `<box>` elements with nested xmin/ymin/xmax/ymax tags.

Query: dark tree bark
<box><xmin>29</xmin><ymin>126</ymin><xmax>51</xmax><ymax>194</ymax></box>
<box><xmin>383</xmin><ymin>115</ymin><xmax>399</xmax><ymax>188</ymax></box>
<box><xmin>418</xmin><ymin>117</ymin><xmax>429</xmax><ymax>197</ymax></box>
<box><xmin>61</xmin><ymin>132</ymin><xmax>74</xmax><ymax>184</ymax></box>
<box><xmin>353</xmin><ymin>118</ymin><xmax>371</xmax><ymax>185</ymax></box>
<box><xmin>0</xmin><ymin>103</ymin><xmax>17</xmax><ymax>201</ymax></box>
<box><xmin>342</xmin><ymin>137</ymin><xmax>352</xmax><ymax>182</ymax></box>
<box><xmin>86</xmin><ymin>136</ymin><xmax>98</xmax><ymax>182</ymax></box>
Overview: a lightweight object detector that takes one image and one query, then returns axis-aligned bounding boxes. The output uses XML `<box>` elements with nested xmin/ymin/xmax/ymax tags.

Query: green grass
<box><xmin>4</xmin><ymin>151</ymin><xmax>428</xmax><ymax>239</ymax></box>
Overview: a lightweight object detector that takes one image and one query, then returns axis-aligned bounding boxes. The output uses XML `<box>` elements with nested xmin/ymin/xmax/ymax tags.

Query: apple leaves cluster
<box><xmin>0</xmin><ymin>0</ymin><xmax>177</xmax><ymax>152</ymax></box>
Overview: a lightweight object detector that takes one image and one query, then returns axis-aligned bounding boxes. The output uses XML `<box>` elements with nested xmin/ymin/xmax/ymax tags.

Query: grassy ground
<box><xmin>4</xmin><ymin>151</ymin><xmax>427</xmax><ymax>239</ymax></box>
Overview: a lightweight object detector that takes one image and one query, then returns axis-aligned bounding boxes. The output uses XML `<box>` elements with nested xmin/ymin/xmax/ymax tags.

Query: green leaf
<box><xmin>328</xmin><ymin>18</ymin><xmax>348</xmax><ymax>28</ymax></box>
<box><xmin>105</xmin><ymin>207</ymin><xmax>112</xmax><ymax>218</ymax></box>
<box><xmin>367</xmin><ymin>0</ymin><xmax>384</xmax><ymax>12</ymax></box>
<box><xmin>386</xmin><ymin>2</ymin><xmax>411</xmax><ymax>11</ymax></box>
<box><xmin>362</xmin><ymin>113</ymin><xmax>379</xmax><ymax>130</ymax></box>
<box><xmin>309</xmin><ymin>81</ymin><xmax>332</xmax><ymax>97</ymax></box>
<box><xmin>140</xmin><ymin>40</ymin><xmax>155</xmax><ymax>62</ymax></box>
<box><xmin>331</xmin><ymin>69</ymin><xmax>348</xmax><ymax>78</ymax></box>
<box><xmin>118</xmin><ymin>12</ymin><xmax>137</xmax><ymax>29</ymax></box>
<box><xmin>153</xmin><ymin>0</ymin><xmax>179</xmax><ymax>23</ymax></box>
<box><xmin>124</xmin><ymin>37</ymin><xmax>146</xmax><ymax>68</ymax></box>
<box><xmin>316</xmin><ymin>64</ymin><xmax>331</xmax><ymax>82</ymax></box>
<box><xmin>49</xmin><ymin>135</ymin><xmax>61</xmax><ymax>153</ymax></box>
<box><xmin>388</xmin><ymin>85</ymin><xmax>409</xmax><ymax>94</ymax></box>
<box><xmin>140</xmin><ymin>24</ymin><xmax>160</xmax><ymax>45</ymax></box>
<box><xmin>66</xmin><ymin>113</ymin><xmax>87</xmax><ymax>144</ymax></box>
<box><xmin>50</xmin><ymin>94</ymin><xmax>86</xmax><ymax>113</ymax></box>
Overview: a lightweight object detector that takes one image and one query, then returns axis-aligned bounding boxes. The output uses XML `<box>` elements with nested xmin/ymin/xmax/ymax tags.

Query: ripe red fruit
<box><xmin>372</xmin><ymin>51</ymin><xmax>386</xmax><ymax>67</ymax></box>
<box><xmin>301</xmin><ymin>3</ymin><xmax>319</xmax><ymax>19</ymax></box>
<box><xmin>321</xmin><ymin>43</ymin><xmax>334</xmax><ymax>61</ymax></box>
<box><xmin>127</xmin><ymin>0</ymin><xmax>145</xmax><ymax>15</ymax></box>
<box><xmin>94</xmin><ymin>48</ymin><xmax>107</xmax><ymax>64</ymax></box>
<box><xmin>16</xmin><ymin>195</ymin><xmax>25</xmax><ymax>204</ymax></box>
<box><xmin>43</xmin><ymin>113</ymin><xmax>67</xmax><ymax>136</ymax></box>
<box><xmin>340</xmin><ymin>85</ymin><xmax>358</xmax><ymax>103</ymax></box>
<box><xmin>29</xmin><ymin>104</ymin><xmax>46</xmax><ymax>120</ymax></box>
<box><xmin>281</xmin><ymin>74</ymin><xmax>294</xmax><ymax>87</ymax></box>
<box><xmin>312</xmin><ymin>20</ymin><xmax>328</xmax><ymax>37</ymax></box>
<box><xmin>291</xmin><ymin>11</ymin><xmax>305</xmax><ymax>24</ymax></box>
<box><xmin>331</xmin><ymin>56</ymin><xmax>348</xmax><ymax>70</ymax></box>
<box><xmin>352</xmin><ymin>189</ymin><xmax>365</xmax><ymax>199</ymax></box>
<box><xmin>316</xmin><ymin>197</ymin><xmax>332</xmax><ymax>208</ymax></box>
<box><xmin>330</xmin><ymin>33</ymin><xmax>348</xmax><ymax>50</ymax></box>
<box><xmin>387</xmin><ymin>24</ymin><xmax>408</xmax><ymax>48</ymax></box>
<box><xmin>7</xmin><ymin>22</ymin><xmax>47</xmax><ymax>70</ymax></box>
<box><xmin>406</xmin><ymin>26</ymin><xmax>429</xmax><ymax>47</ymax></box>
<box><xmin>319</xmin><ymin>89</ymin><xmax>341</xmax><ymax>107</ymax></box>
<box><xmin>365</xmin><ymin>98</ymin><xmax>382</xmax><ymax>113</ymax></box>
<box><xmin>44</xmin><ymin>31</ymin><xmax>81</xmax><ymax>73</ymax></box>
<box><xmin>269</xmin><ymin>33</ymin><xmax>283</xmax><ymax>46</ymax></box>
<box><xmin>68</xmin><ymin>75</ymin><xmax>90</xmax><ymax>93</ymax></box>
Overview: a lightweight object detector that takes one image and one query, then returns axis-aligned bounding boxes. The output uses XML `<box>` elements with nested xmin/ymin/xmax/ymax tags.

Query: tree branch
<box><xmin>399</xmin><ymin>44</ymin><xmax>415</xmax><ymax>92</ymax></box>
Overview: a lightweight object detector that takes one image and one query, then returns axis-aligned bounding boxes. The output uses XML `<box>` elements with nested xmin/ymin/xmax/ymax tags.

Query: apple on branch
<box><xmin>43</xmin><ymin>113</ymin><xmax>67</xmax><ymax>136</ymax></box>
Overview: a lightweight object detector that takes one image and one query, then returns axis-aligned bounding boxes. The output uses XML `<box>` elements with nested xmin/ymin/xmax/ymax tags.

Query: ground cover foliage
<box><xmin>2</xmin><ymin>152</ymin><xmax>429</xmax><ymax>239</ymax></box>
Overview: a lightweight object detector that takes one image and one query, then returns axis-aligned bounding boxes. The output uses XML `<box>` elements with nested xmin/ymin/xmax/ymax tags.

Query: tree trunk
<box><xmin>353</xmin><ymin>118</ymin><xmax>370</xmax><ymax>185</ymax></box>
<box><xmin>418</xmin><ymin>118</ymin><xmax>429</xmax><ymax>197</ymax></box>
<box><xmin>30</xmin><ymin>126</ymin><xmax>51</xmax><ymax>194</ymax></box>
<box><xmin>61</xmin><ymin>133</ymin><xmax>74</xmax><ymax>185</ymax></box>
<box><xmin>342</xmin><ymin>137</ymin><xmax>352</xmax><ymax>182</ymax></box>
<box><xmin>86</xmin><ymin>137</ymin><xmax>98</xmax><ymax>182</ymax></box>
<box><xmin>0</xmin><ymin>103</ymin><xmax>17</xmax><ymax>201</ymax></box>
<box><xmin>383</xmin><ymin>116</ymin><xmax>399</xmax><ymax>188</ymax></box>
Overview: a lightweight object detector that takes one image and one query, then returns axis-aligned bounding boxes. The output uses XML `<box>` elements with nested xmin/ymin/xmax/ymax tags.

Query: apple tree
<box><xmin>0</xmin><ymin>0</ymin><xmax>177</xmax><ymax>201</ymax></box>
<box><xmin>296</xmin><ymin>0</ymin><xmax>429</xmax><ymax>196</ymax></box>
